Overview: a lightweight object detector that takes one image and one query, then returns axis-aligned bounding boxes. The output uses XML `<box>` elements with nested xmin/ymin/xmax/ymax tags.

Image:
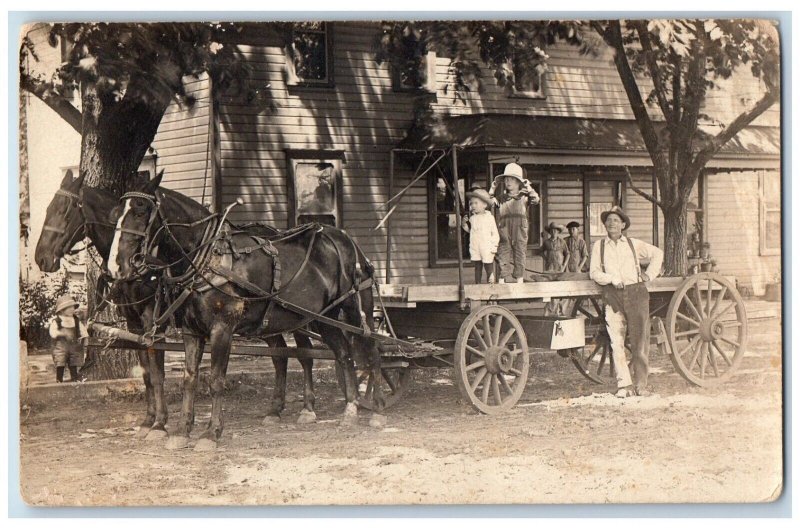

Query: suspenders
<box><xmin>600</xmin><ymin>237</ymin><xmax>643</xmax><ymax>282</ymax></box>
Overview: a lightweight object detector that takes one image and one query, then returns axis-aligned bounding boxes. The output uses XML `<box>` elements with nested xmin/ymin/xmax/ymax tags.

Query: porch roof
<box><xmin>397</xmin><ymin>113</ymin><xmax>780</xmax><ymax>158</ymax></box>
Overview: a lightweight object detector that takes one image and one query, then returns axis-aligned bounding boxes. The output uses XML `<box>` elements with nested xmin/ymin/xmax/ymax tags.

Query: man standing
<box><xmin>589</xmin><ymin>206</ymin><xmax>664</xmax><ymax>398</ymax></box>
<box><xmin>564</xmin><ymin>221</ymin><xmax>589</xmax><ymax>272</ymax></box>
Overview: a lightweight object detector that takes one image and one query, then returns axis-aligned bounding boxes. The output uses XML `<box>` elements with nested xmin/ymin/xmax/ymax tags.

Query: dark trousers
<box><xmin>602</xmin><ymin>282</ymin><xmax>650</xmax><ymax>389</ymax></box>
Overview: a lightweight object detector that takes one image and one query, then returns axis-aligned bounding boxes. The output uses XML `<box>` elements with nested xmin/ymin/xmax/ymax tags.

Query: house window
<box><xmin>760</xmin><ymin>171</ymin><xmax>780</xmax><ymax>255</ymax></box>
<box><xmin>430</xmin><ymin>166</ymin><xmax>472</xmax><ymax>265</ymax></box>
<box><xmin>286</xmin><ymin>150</ymin><xmax>343</xmax><ymax>228</ymax></box>
<box><xmin>285</xmin><ymin>22</ymin><xmax>333</xmax><ymax>88</ymax></box>
<box><xmin>509</xmin><ymin>51</ymin><xmax>547</xmax><ymax>99</ymax></box>
<box><xmin>491</xmin><ymin>163</ymin><xmax>543</xmax><ymax>248</ymax></box>
<box><xmin>392</xmin><ymin>50</ymin><xmax>437</xmax><ymax>93</ymax></box>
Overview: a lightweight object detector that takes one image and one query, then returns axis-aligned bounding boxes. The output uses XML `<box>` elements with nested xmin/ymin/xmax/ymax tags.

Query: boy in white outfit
<box><xmin>462</xmin><ymin>187</ymin><xmax>500</xmax><ymax>283</ymax></box>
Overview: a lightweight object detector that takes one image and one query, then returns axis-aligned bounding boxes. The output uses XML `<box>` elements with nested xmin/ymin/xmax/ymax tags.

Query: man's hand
<box><xmin>641</xmin><ymin>273</ymin><xmax>651</xmax><ymax>282</ymax></box>
<box><xmin>612</xmin><ymin>279</ymin><xmax>624</xmax><ymax>289</ymax></box>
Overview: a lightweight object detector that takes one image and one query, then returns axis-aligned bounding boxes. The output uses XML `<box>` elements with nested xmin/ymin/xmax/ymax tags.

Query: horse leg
<box><xmin>264</xmin><ymin>335</ymin><xmax>287</xmax><ymax>424</ymax></box>
<box><xmin>295</xmin><ymin>332</ymin><xmax>317</xmax><ymax>424</ymax></box>
<box><xmin>345</xmin><ymin>292</ymin><xmax>387</xmax><ymax>428</ymax></box>
<box><xmin>195</xmin><ymin>322</ymin><xmax>233</xmax><ymax>451</ymax></box>
<box><xmin>135</xmin><ymin>350</ymin><xmax>156</xmax><ymax>439</ymax></box>
<box><xmin>144</xmin><ymin>349</ymin><xmax>168</xmax><ymax>441</ymax></box>
<box><xmin>322</xmin><ymin>329</ymin><xmax>359</xmax><ymax>427</ymax></box>
<box><xmin>165</xmin><ymin>332</ymin><xmax>205</xmax><ymax>450</ymax></box>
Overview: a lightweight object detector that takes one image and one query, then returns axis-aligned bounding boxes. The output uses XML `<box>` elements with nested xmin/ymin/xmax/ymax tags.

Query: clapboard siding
<box><xmin>153</xmin><ymin>72</ymin><xmax>212</xmax><ymax>204</ymax></box>
<box><xmin>706</xmin><ymin>170</ymin><xmax>781</xmax><ymax>295</ymax></box>
<box><xmin>625</xmin><ymin>172</ymin><xmax>655</xmax><ymax>244</ymax></box>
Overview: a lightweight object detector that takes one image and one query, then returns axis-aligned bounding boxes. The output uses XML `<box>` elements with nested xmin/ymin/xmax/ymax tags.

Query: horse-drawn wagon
<box><xmin>36</xmin><ymin>168</ymin><xmax>749</xmax><ymax>450</ymax></box>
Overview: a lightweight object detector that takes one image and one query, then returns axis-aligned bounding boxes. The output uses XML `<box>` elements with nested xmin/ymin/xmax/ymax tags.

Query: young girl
<box><xmin>49</xmin><ymin>295</ymin><xmax>88</xmax><ymax>383</ymax></box>
<box><xmin>461</xmin><ymin>187</ymin><xmax>500</xmax><ymax>284</ymax></box>
<box><xmin>489</xmin><ymin>163</ymin><xmax>540</xmax><ymax>283</ymax></box>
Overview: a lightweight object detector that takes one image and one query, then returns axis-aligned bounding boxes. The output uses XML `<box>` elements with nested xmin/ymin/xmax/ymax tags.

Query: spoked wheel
<box><xmin>666</xmin><ymin>273</ymin><xmax>748</xmax><ymax>387</ymax></box>
<box><xmin>454</xmin><ymin>305</ymin><xmax>530</xmax><ymax>414</ymax></box>
<box><xmin>356</xmin><ymin>367</ymin><xmax>412</xmax><ymax>410</ymax></box>
<box><xmin>569</xmin><ymin>330</ymin><xmax>617</xmax><ymax>385</ymax></box>
<box><xmin>567</xmin><ymin>297</ymin><xmax>616</xmax><ymax>384</ymax></box>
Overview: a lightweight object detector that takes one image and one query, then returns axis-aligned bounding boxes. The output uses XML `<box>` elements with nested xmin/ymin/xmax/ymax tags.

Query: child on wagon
<box><xmin>489</xmin><ymin>163</ymin><xmax>540</xmax><ymax>283</ymax></box>
<box><xmin>49</xmin><ymin>295</ymin><xmax>88</xmax><ymax>383</ymax></box>
<box><xmin>462</xmin><ymin>187</ymin><xmax>500</xmax><ymax>284</ymax></box>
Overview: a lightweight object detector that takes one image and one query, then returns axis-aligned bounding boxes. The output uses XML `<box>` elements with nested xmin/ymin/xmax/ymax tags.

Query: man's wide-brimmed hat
<box><xmin>466</xmin><ymin>188</ymin><xmax>493</xmax><ymax>207</ymax></box>
<box><xmin>54</xmin><ymin>295</ymin><xmax>79</xmax><ymax>314</ymax></box>
<box><xmin>566</xmin><ymin>221</ymin><xmax>581</xmax><ymax>229</ymax></box>
<box><xmin>496</xmin><ymin>162</ymin><xmax>526</xmax><ymax>183</ymax></box>
<box><xmin>600</xmin><ymin>206</ymin><xmax>631</xmax><ymax>230</ymax></box>
<box><xmin>547</xmin><ymin>222</ymin><xmax>564</xmax><ymax>232</ymax></box>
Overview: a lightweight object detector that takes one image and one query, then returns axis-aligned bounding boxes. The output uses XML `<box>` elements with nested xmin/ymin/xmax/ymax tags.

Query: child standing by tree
<box><xmin>49</xmin><ymin>295</ymin><xmax>88</xmax><ymax>383</ymax></box>
<box><xmin>462</xmin><ymin>188</ymin><xmax>500</xmax><ymax>284</ymax></box>
<box><xmin>489</xmin><ymin>163</ymin><xmax>540</xmax><ymax>283</ymax></box>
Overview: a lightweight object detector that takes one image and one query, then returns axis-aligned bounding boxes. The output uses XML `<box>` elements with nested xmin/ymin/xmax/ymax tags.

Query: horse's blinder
<box><xmin>117</xmin><ymin>191</ymin><xmax>163</xmax><ymax>275</ymax></box>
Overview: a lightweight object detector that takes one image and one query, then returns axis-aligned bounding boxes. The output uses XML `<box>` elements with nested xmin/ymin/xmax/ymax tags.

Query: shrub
<box><xmin>19</xmin><ymin>271</ymin><xmax>71</xmax><ymax>349</ymax></box>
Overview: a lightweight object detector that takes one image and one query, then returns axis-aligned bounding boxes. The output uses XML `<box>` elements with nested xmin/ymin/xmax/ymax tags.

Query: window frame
<box><xmin>391</xmin><ymin>50</ymin><xmax>437</xmax><ymax>94</ymax></box>
<box><xmin>285</xmin><ymin>149</ymin><xmax>345</xmax><ymax>229</ymax></box>
<box><xmin>759</xmin><ymin>171</ymin><xmax>781</xmax><ymax>256</ymax></box>
<box><xmin>508</xmin><ymin>56</ymin><xmax>547</xmax><ymax>100</ymax></box>
<box><xmin>428</xmin><ymin>166</ymin><xmax>473</xmax><ymax>268</ymax></box>
<box><xmin>284</xmin><ymin>22</ymin><xmax>335</xmax><ymax>89</ymax></box>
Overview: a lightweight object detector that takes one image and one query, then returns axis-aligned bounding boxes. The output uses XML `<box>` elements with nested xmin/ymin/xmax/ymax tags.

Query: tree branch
<box><xmin>20</xmin><ymin>74</ymin><xmax>82</xmax><ymax>133</ymax></box>
<box><xmin>605</xmin><ymin>21</ymin><xmax>664</xmax><ymax>166</ymax></box>
<box><xmin>623</xmin><ymin>166</ymin><xmax>663</xmax><ymax>208</ymax></box>
<box><xmin>690</xmin><ymin>89</ymin><xmax>779</xmax><ymax>173</ymax></box>
<box><xmin>632</xmin><ymin>20</ymin><xmax>673</xmax><ymax>123</ymax></box>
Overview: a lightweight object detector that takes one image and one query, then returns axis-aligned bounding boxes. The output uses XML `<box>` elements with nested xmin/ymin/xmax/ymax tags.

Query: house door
<box><xmin>584</xmin><ymin>177</ymin><xmax>624</xmax><ymax>246</ymax></box>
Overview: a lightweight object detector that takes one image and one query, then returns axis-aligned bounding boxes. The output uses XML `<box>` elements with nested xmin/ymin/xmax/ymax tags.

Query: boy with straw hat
<box><xmin>462</xmin><ymin>187</ymin><xmax>500</xmax><ymax>284</ymax></box>
<box><xmin>48</xmin><ymin>294</ymin><xmax>88</xmax><ymax>383</ymax></box>
<box><xmin>489</xmin><ymin>162</ymin><xmax>540</xmax><ymax>283</ymax></box>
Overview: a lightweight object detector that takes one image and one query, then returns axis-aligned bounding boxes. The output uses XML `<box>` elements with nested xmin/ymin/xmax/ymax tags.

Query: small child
<box><xmin>489</xmin><ymin>163</ymin><xmax>540</xmax><ymax>283</ymax></box>
<box><xmin>461</xmin><ymin>187</ymin><xmax>500</xmax><ymax>284</ymax></box>
<box><xmin>49</xmin><ymin>295</ymin><xmax>88</xmax><ymax>383</ymax></box>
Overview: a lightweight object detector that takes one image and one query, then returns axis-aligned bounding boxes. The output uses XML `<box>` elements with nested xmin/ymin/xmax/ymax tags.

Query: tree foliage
<box><xmin>375</xmin><ymin>19</ymin><xmax>780</xmax><ymax>274</ymax></box>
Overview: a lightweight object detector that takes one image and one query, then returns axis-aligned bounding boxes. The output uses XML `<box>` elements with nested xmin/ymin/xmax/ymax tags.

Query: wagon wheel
<box><xmin>666</xmin><ymin>272</ymin><xmax>748</xmax><ymax>387</ymax></box>
<box><xmin>567</xmin><ymin>297</ymin><xmax>617</xmax><ymax>385</ymax></box>
<box><xmin>454</xmin><ymin>305</ymin><xmax>530</xmax><ymax>414</ymax></box>
<box><xmin>356</xmin><ymin>367</ymin><xmax>412</xmax><ymax>410</ymax></box>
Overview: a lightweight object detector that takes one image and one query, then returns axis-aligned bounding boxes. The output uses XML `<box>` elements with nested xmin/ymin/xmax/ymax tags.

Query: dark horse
<box><xmin>108</xmin><ymin>171</ymin><xmax>383</xmax><ymax>451</ymax></box>
<box><xmin>34</xmin><ymin>173</ymin><xmax>323</xmax><ymax>440</ymax></box>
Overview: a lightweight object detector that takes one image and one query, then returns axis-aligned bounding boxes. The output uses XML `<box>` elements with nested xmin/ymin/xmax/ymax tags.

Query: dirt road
<box><xmin>19</xmin><ymin>316</ymin><xmax>783</xmax><ymax>506</ymax></box>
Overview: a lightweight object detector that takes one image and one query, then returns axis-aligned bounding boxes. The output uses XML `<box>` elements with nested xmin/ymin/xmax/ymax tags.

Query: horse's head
<box><xmin>34</xmin><ymin>172</ymin><xmax>86</xmax><ymax>272</ymax></box>
<box><xmin>108</xmin><ymin>170</ymin><xmax>164</xmax><ymax>280</ymax></box>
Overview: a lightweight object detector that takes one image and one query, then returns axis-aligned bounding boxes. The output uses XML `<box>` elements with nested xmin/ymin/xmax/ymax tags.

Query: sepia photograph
<box><xmin>16</xmin><ymin>16</ymin><xmax>784</xmax><ymax>508</ymax></box>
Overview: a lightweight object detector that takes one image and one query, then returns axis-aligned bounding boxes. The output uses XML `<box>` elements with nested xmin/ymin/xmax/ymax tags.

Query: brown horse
<box><xmin>34</xmin><ymin>173</ymin><xmax>323</xmax><ymax>440</ymax></box>
<box><xmin>108</xmin><ymin>171</ymin><xmax>383</xmax><ymax>451</ymax></box>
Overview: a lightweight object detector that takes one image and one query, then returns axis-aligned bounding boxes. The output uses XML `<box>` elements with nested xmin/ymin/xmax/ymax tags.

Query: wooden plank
<box><xmin>394</xmin><ymin>277</ymin><xmax>693</xmax><ymax>303</ymax></box>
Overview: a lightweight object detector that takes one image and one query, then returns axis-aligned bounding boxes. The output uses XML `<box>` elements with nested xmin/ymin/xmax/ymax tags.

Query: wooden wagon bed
<box><xmin>379</xmin><ymin>276</ymin><xmax>692</xmax><ymax>305</ymax></box>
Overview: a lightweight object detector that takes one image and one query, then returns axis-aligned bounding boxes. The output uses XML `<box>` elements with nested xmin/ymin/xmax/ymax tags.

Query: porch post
<box><xmin>452</xmin><ymin>146</ymin><xmax>465</xmax><ymax>304</ymax></box>
<box><xmin>386</xmin><ymin>149</ymin><xmax>395</xmax><ymax>284</ymax></box>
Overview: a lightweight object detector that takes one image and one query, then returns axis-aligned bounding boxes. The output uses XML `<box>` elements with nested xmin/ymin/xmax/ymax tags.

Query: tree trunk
<box><xmin>84</xmin><ymin>248</ymin><xmax>140</xmax><ymax>380</ymax></box>
<box><xmin>662</xmin><ymin>203</ymin><xmax>689</xmax><ymax>277</ymax></box>
<box><xmin>77</xmin><ymin>81</ymin><xmax>170</xmax><ymax>379</ymax></box>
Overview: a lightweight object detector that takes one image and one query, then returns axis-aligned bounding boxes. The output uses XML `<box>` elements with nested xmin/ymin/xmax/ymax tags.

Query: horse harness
<box><xmin>116</xmin><ymin>190</ymin><xmax>375</xmax><ymax>339</ymax></box>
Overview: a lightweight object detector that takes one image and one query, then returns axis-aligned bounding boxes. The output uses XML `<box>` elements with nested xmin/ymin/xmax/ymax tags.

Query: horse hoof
<box><xmin>145</xmin><ymin>428</ymin><xmax>168</xmax><ymax>442</ymax></box>
<box><xmin>297</xmin><ymin>410</ymin><xmax>317</xmax><ymax>424</ymax></box>
<box><xmin>135</xmin><ymin>427</ymin><xmax>152</xmax><ymax>440</ymax></box>
<box><xmin>368</xmin><ymin>414</ymin><xmax>387</xmax><ymax>429</ymax></box>
<box><xmin>339</xmin><ymin>403</ymin><xmax>359</xmax><ymax>427</ymax></box>
<box><xmin>194</xmin><ymin>438</ymin><xmax>218</xmax><ymax>452</ymax></box>
<box><xmin>165</xmin><ymin>436</ymin><xmax>189</xmax><ymax>451</ymax></box>
<box><xmin>262</xmin><ymin>414</ymin><xmax>281</xmax><ymax>425</ymax></box>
